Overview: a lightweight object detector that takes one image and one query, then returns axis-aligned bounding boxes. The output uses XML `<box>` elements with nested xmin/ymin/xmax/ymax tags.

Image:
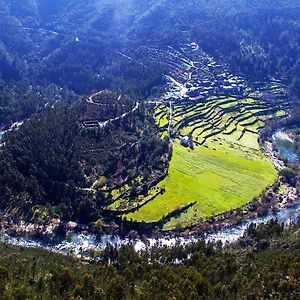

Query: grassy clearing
<box><xmin>109</xmin><ymin>186</ymin><xmax>162</xmax><ymax>211</ymax></box>
<box><xmin>125</xmin><ymin>94</ymin><xmax>285</xmax><ymax>229</ymax></box>
<box><xmin>125</xmin><ymin>138</ymin><xmax>276</xmax><ymax>228</ymax></box>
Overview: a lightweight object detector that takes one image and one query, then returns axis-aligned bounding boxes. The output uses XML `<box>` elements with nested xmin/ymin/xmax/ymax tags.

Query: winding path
<box><xmin>85</xmin><ymin>91</ymin><xmax>140</xmax><ymax>128</ymax></box>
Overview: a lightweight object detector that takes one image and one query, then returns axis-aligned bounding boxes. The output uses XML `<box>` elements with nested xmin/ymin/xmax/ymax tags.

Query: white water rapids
<box><xmin>1</xmin><ymin>201</ymin><xmax>300</xmax><ymax>256</ymax></box>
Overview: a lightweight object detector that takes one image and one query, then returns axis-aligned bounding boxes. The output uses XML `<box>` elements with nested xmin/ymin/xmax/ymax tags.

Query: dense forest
<box><xmin>0</xmin><ymin>81</ymin><xmax>77</xmax><ymax>127</ymax></box>
<box><xmin>1</xmin><ymin>0</ymin><xmax>300</xmax><ymax>126</ymax></box>
<box><xmin>0</xmin><ymin>91</ymin><xmax>170</xmax><ymax>224</ymax></box>
<box><xmin>0</xmin><ymin>220</ymin><xmax>300</xmax><ymax>299</ymax></box>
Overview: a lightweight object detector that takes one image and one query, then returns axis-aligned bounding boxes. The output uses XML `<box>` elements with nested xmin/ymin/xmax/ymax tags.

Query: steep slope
<box><xmin>1</xmin><ymin>0</ymin><xmax>300</xmax><ymax>97</ymax></box>
<box><xmin>0</xmin><ymin>91</ymin><xmax>170</xmax><ymax>223</ymax></box>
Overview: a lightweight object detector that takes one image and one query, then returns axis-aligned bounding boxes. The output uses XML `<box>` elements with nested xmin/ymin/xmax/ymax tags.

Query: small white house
<box><xmin>181</xmin><ymin>136</ymin><xmax>190</xmax><ymax>147</ymax></box>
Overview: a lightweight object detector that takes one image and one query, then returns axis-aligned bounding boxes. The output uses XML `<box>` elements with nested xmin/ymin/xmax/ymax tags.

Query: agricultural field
<box><xmin>126</xmin><ymin>139</ymin><xmax>276</xmax><ymax>229</ymax></box>
<box><xmin>125</xmin><ymin>94</ymin><xmax>283</xmax><ymax>229</ymax></box>
<box><xmin>111</xmin><ymin>45</ymin><xmax>289</xmax><ymax>230</ymax></box>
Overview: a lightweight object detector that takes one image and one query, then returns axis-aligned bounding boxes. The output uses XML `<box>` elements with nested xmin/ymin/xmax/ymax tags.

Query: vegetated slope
<box><xmin>0</xmin><ymin>0</ymin><xmax>165</xmax><ymax>94</ymax></box>
<box><xmin>0</xmin><ymin>81</ymin><xmax>76</xmax><ymax>128</ymax></box>
<box><xmin>128</xmin><ymin>0</ymin><xmax>300</xmax><ymax>97</ymax></box>
<box><xmin>1</xmin><ymin>0</ymin><xmax>299</xmax><ymax>231</ymax></box>
<box><xmin>1</xmin><ymin>0</ymin><xmax>300</xmax><ymax>125</ymax></box>
<box><xmin>2</xmin><ymin>0</ymin><xmax>300</xmax><ymax>95</ymax></box>
<box><xmin>1</xmin><ymin>220</ymin><xmax>300</xmax><ymax>299</ymax></box>
<box><xmin>125</xmin><ymin>44</ymin><xmax>288</xmax><ymax>229</ymax></box>
<box><xmin>0</xmin><ymin>0</ymin><xmax>165</xmax><ymax>126</ymax></box>
<box><xmin>0</xmin><ymin>91</ymin><xmax>170</xmax><ymax>224</ymax></box>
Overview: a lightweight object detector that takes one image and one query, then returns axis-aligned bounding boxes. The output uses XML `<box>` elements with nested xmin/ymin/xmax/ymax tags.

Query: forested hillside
<box><xmin>1</xmin><ymin>1</ymin><xmax>300</xmax><ymax>80</ymax></box>
<box><xmin>1</xmin><ymin>0</ymin><xmax>300</xmax><ymax>299</ymax></box>
<box><xmin>1</xmin><ymin>0</ymin><xmax>300</xmax><ymax>119</ymax></box>
<box><xmin>0</xmin><ymin>91</ymin><xmax>170</xmax><ymax>224</ymax></box>
<box><xmin>0</xmin><ymin>81</ymin><xmax>76</xmax><ymax>127</ymax></box>
<box><xmin>0</xmin><ymin>0</ymin><xmax>300</xmax><ymax>228</ymax></box>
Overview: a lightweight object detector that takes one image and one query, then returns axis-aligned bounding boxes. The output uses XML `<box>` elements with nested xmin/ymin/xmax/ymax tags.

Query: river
<box><xmin>1</xmin><ymin>201</ymin><xmax>300</xmax><ymax>255</ymax></box>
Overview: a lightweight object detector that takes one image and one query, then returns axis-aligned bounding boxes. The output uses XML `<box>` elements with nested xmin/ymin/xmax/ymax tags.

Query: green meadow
<box><xmin>124</xmin><ymin>92</ymin><xmax>284</xmax><ymax>230</ymax></box>
<box><xmin>125</xmin><ymin>138</ymin><xmax>277</xmax><ymax>228</ymax></box>
<box><xmin>123</xmin><ymin>91</ymin><xmax>288</xmax><ymax>229</ymax></box>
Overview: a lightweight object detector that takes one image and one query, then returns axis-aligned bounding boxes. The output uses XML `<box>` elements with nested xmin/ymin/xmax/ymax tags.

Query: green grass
<box><xmin>110</xmin><ymin>184</ymin><xmax>131</xmax><ymax>201</ymax></box>
<box><xmin>125</xmin><ymin>138</ymin><xmax>277</xmax><ymax>229</ymax></box>
<box><xmin>159</xmin><ymin>130</ymin><xmax>169</xmax><ymax>140</ymax></box>
<box><xmin>275</xmin><ymin>110</ymin><xmax>287</xmax><ymax>117</ymax></box>
<box><xmin>159</xmin><ymin>115</ymin><xmax>169</xmax><ymax>127</ymax></box>
<box><xmin>125</xmin><ymin>94</ymin><xmax>284</xmax><ymax>229</ymax></box>
<box><xmin>109</xmin><ymin>186</ymin><xmax>162</xmax><ymax>211</ymax></box>
<box><xmin>154</xmin><ymin>105</ymin><xmax>169</xmax><ymax>128</ymax></box>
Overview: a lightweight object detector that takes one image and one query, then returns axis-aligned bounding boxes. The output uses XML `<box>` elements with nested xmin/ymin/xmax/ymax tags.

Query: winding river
<box><xmin>0</xmin><ymin>130</ymin><xmax>299</xmax><ymax>256</ymax></box>
<box><xmin>1</xmin><ymin>201</ymin><xmax>300</xmax><ymax>255</ymax></box>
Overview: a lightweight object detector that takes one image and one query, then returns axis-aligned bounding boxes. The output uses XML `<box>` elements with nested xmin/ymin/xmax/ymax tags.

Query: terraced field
<box><xmin>126</xmin><ymin>93</ymin><xmax>285</xmax><ymax>229</ymax></box>
<box><xmin>108</xmin><ymin>44</ymin><xmax>289</xmax><ymax>230</ymax></box>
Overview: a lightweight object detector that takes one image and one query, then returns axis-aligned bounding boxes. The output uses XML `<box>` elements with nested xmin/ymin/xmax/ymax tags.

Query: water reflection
<box><xmin>273</xmin><ymin>130</ymin><xmax>299</xmax><ymax>163</ymax></box>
